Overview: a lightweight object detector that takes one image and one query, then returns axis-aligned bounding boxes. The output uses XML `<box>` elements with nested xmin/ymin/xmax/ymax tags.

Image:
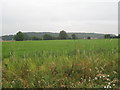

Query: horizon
<box><xmin>1</xmin><ymin>31</ymin><xmax>118</xmax><ymax>36</ymax></box>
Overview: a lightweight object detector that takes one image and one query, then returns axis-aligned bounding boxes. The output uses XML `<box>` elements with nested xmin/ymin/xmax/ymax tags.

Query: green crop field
<box><xmin>2</xmin><ymin>39</ymin><xmax>119</xmax><ymax>88</ymax></box>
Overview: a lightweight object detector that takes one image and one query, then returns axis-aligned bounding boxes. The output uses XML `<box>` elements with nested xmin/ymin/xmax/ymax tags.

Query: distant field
<box><xmin>2</xmin><ymin>39</ymin><xmax>119</xmax><ymax>88</ymax></box>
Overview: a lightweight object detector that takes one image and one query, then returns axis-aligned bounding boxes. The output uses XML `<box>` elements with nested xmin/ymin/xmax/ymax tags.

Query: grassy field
<box><xmin>2</xmin><ymin>39</ymin><xmax>119</xmax><ymax>88</ymax></box>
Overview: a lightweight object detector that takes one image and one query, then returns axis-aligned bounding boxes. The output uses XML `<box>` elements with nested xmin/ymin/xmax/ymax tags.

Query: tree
<box><xmin>59</xmin><ymin>30</ymin><xmax>68</xmax><ymax>39</ymax></box>
<box><xmin>118</xmin><ymin>34</ymin><xmax>120</xmax><ymax>38</ymax></box>
<box><xmin>87</xmin><ymin>37</ymin><xmax>91</xmax><ymax>39</ymax></box>
<box><xmin>32</xmin><ymin>36</ymin><xmax>40</xmax><ymax>40</ymax></box>
<box><xmin>104</xmin><ymin>34</ymin><xmax>111</xmax><ymax>39</ymax></box>
<box><xmin>43</xmin><ymin>34</ymin><xmax>53</xmax><ymax>40</ymax></box>
<box><xmin>14</xmin><ymin>31</ymin><xmax>24</xmax><ymax>41</ymax></box>
<box><xmin>24</xmin><ymin>34</ymin><xmax>30</xmax><ymax>40</ymax></box>
<box><xmin>71</xmin><ymin>34</ymin><xmax>77</xmax><ymax>39</ymax></box>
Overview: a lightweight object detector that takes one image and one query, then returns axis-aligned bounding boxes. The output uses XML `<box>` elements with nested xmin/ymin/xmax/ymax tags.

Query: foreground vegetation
<box><xmin>2</xmin><ymin>39</ymin><xmax>119</xmax><ymax>88</ymax></box>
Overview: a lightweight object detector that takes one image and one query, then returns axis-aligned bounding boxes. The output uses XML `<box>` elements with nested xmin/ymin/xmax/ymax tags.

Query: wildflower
<box><xmin>103</xmin><ymin>75</ymin><xmax>105</xmax><ymax>78</ymax></box>
<box><xmin>84</xmin><ymin>79</ymin><xmax>86</xmax><ymax>82</ymax></box>
<box><xmin>38</xmin><ymin>81</ymin><xmax>40</xmax><ymax>83</ymax></box>
<box><xmin>107</xmin><ymin>75</ymin><xmax>110</xmax><ymax>77</ymax></box>
<box><xmin>106</xmin><ymin>85</ymin><xmax>112</xmax><ymax>88</ymax></box>
<box><xmin>12</xmin><ymin>80</ymin><xmax>15</xmax><ymax>84</ymax></box>
<box><xmin>95</xmin><ymin>77</ymin><xmax>97</xmax><ymax>80</ymax></box>
<box><xmin>61</xmin><ymin>85</ymin><xmax>65</xmax><ymax>87</ymax></box>
<box><xmin>89</xmin><ymin>68</ymin><xmax>91</xmax><ymax>72</ymax></box>
<box><xmin>108</xmin><ymin>82</ymin><xmax>111</xmax><ymax>85</ymax></box>
<box><xmin>113</xmin><ymin>84</ymin><xmax>115</xmax><ymax>86</ymax></box>
<box><xmin>104</xmin><ymin>86</ymin><xmax>106</xmax><ymax>88</ymax></box>
<box><xmin>106</xmin><ymin>85</ymin><xmax>109</xmax><ymax>88</ymax></box>
<box><xmin>89</xmin><ymin>77</ymin><xmax>91</xmax><ymax>79</ymax></box>
<box><xmin>109</xmin><ymin>86</ymin><xmax>111</xmax><ymax>88</ymax></box>
<box><xmin>106</xmin><ymin>78</ymin><xmax>110</xmax><ymax>81</ymax></box>
<box><xmin>78</xmin><ymin>81</ymin><xmax>81</xmax><ymax>84</ymax></box>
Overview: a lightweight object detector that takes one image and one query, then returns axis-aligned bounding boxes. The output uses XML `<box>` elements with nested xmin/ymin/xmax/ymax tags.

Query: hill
<box><xmin>1</xmin><ymin>32</ymin><xmax>114</xmax><ymax>40</ymax></box>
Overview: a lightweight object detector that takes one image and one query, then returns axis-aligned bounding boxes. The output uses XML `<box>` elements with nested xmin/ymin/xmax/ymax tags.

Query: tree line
<box><xmin>104</xmin><ymin>34</ymin><xmax>120</xmax><ymax>39</ymax></box>
<box><xmin>14</xmin><ymin>30</ymin><xmax>78</xmax><ymax>41</ymax></box>
<box><xmin>14</xmin><ymin>31</ymin><xmax>120</xmax><ymax>41</ymax></box>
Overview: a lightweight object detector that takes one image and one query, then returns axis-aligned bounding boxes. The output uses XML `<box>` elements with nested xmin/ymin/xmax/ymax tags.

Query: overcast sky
<box><xmin>1</xmin><ymin>0</ymin><xmax>119</xmax><ymax>35</ymax></box>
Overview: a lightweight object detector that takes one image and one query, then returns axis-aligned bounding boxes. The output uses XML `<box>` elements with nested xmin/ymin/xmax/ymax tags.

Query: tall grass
<box><xmin>2</xmin><ymin>39</ymin><xmax>119</xmax><ymax>88</ymax></box>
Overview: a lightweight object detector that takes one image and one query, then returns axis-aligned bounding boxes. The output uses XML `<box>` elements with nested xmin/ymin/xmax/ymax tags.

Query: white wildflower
<box><xmin>106</xmin><ymin>85</ymin><xmax>109</xmax><ymax>88</ymax></box>
<box><xmin>12</xmin><ymin>80</ymin><xmax>15</xmax><ymax>83</ymax></box>
<box><xmin>109</xmin><ymin>86</ymin><xmax>111</xmax><ymax>88</ymax></box>
<box><xmin>104</xmin><ymin>86</ymin><xmax>106</xmax><ymax>88</ymax></box>
<box><xmin>103</xmin><ymin>75</ymin><xmax>105</xmax><ymax>78</ymax></box>
<box><xmin>38</xmin><ymin>81</ymin><xmax>40</xmax><ymax>83</ymax></box>
<box><xmin>113</xmin><ymin>84</ymin><xmax>115</xmax><ymax>86</ymax></box>
<box><xmin>95</xmin><ymin>77</ymin><xmax>97</xmax><ymax>80</ymax></box>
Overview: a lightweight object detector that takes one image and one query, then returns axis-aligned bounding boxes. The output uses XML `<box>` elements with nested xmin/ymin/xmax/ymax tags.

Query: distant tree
<box><xmin>104</xmin><ymin>34</ymin><xmax>111</xmax><ymax>39</ymax></box>
<box><xmin>24</xmin><ymin>34</ymin><xmax>30</xmax><ymax>40</ymax></box>
<box><xmin>2</xmin><ymin>35</ymin><xmax>14</xmax><ymax>40</ymax></box>
<box><xmin>52</xmin><ymin>36</ymin><xmax>58</xmax><ymax>40</ymax></box>
<box><xmin>32</xmin><ymin>36</ymin><xmax>40</xmax><ymax>40</ymax></box>
<box><xmin>71</xmin><ymin>34</ymin><xmax>77</xmax><ymax>39</ymax></box>
<box><xmin>87</xmin><ymin>37</ymin><xmax>91</xmax><ymax>39</ymax></box>
<box><xmin>68</xmin><ymin>37</ymin><xmax>72</xmax><ymax>39</ymax></box>
<box><xmin>14</xmin><ymin>31</ymin><xmax>24</xmax><ymax>41</ymax></box>
<box><xmin>43</xmin><ymin>34</ymin><xmax>53</xmax><ymax>40</ymax></box>
<box><xmin>118</xmin><ymin>34</ymin><xmax>120</xmax><ymax>38</ymax></box>
<box><xmin>59</xmin><ymin>30</ymin><xmax>68</xmax><ymax>39</ymax></box>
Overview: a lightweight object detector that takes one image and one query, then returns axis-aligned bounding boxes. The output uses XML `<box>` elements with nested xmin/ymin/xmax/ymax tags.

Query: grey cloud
<box><xmin>2</xmin><ymin>0</ymin><xmax>118</xmax><ymax>35</ymax></box>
